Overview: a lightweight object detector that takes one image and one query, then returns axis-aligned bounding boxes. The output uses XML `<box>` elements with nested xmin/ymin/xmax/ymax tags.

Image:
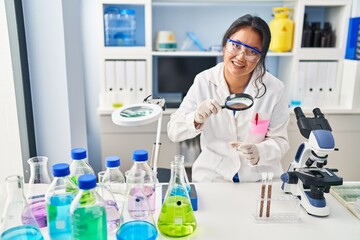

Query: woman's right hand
<box><xmin>194</xmin><ymin>99</ymin><xmax>222</xmax><ymax>124</ymax></box>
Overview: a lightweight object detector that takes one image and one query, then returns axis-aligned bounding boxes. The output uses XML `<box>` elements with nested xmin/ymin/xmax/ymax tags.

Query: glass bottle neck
<box><xmin>5</xmin><ymin>176</ymin><xmax>25</xmax><ymax>201</ymax></box>
<box><xmin>170</xmin><ymin>164</ymin><xmax>184</xmax><ymax>185</ymax></box>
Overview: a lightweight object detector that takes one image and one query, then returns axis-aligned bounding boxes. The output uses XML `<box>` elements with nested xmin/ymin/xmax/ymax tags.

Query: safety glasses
<box><xmin>225</xmin><ymin>38</ymin><xmax>263</xmax><ymax>63</ymax></box>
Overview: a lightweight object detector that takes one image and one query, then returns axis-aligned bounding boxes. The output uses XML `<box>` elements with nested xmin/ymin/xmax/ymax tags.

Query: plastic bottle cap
<box><xmin>133</xmin><ymin>150</ymin><xmax>148</xmax><ymax>161</ymax></box>
<box><xmin>71</xmin><ymin>148</ymin><xmax>87</xmax><ymax>160</ymax></box>
<box><xmin>53</xmin><ymin>163</ymin><xmax>70</xmax><ymax>177</ymax></box>
<box><xmin>106</xmin><ymin>156</ymin><xmax>121</xmax><ymax>167</ymax></box>
<box><xmin>78</xmin><ymin>174</ymin><xmax>97</xmax><ymax>190</ymax></box>
<box><xmin>120</xmin><ymin>9</ymin><xmax>135</xmax><ymax>15</ymax></box>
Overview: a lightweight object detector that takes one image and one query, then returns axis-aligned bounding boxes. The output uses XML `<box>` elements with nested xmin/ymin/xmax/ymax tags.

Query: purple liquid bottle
<box><xmin>128</xmin><ymin>150</ymin><xmax>156</xmax><ymax>213</ymax></box>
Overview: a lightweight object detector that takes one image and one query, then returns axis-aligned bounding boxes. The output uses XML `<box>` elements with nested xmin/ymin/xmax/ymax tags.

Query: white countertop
<box><xmin>40</xmin><ymin>182</ymin><xmax>360</xmax><ymax>240</ymax></box>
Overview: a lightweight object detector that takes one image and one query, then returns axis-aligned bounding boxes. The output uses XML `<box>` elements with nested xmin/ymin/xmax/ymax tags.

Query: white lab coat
<box><xmin>167</xmin><ymin>62</ymin><xmax>289</xmax><ymax>182</ymax></box>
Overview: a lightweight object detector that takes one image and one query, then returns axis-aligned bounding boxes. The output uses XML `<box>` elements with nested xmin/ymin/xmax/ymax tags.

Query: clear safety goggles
<box><xmin>225</xmin><ymin>38</ymin><xmax>263</xmax><ymax>63</ymax></box>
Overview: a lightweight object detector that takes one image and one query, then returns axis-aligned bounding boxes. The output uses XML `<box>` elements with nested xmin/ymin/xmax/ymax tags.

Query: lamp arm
<box><xmin>152</xmin><ymin>112</ymin><xmax>163</xmax><ymax>177</ymax></box>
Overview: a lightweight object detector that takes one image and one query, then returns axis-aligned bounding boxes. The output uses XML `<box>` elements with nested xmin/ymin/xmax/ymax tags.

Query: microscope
<box><xmin>281</xmin><ymin>107</ymin><xmax>343</xmax><ymax>217</ymax></box>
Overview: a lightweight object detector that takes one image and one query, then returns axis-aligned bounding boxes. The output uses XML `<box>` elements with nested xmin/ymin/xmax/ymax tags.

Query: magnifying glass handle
<box><xmin>221</xmin><ymin>105</ymin><xmax>226</xmax><ymax>109</ymax></box>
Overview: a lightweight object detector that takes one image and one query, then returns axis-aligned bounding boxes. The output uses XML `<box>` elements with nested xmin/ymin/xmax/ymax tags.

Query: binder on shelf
<box><xmin>125</xmin><ymin>61</ymin><xmax>137</xmax><ymax>105</ymax></box>
<box><xmin>115</xmin><ymin>60</ymin><xmax>126</xmax><ymax>107</ymax></box>
<box><xmin>326</xmin><ymin>61</ymin><xmax>339</xmax><ymax>107</ymax></box>
<box><xmin>305</xmin><ymin>61</ymin><xmax>318</xmax><ymax>108</ymax></box>
<box><xmin>298</xmin><ymin>61</ymin><xmax>308</xmax><ymax>107</ymax></box>
<box><xmin>105</xmin><ymin>60</ymin><xmax>117</xmax><ymax>108</ymax></box>
<box><xmin>316</xmin><ymin>62</ymin><xmax>328</xmax><ymax>107</ymax></box>
<box><xmin>105</xmin><ymin>60</ymin><xmax>116</xmax><ymax>92</ymax></box>
<box><xmin>135</xmin><ymin>60</ymin><xmax>147</xmax><ymax>103</ymax></box>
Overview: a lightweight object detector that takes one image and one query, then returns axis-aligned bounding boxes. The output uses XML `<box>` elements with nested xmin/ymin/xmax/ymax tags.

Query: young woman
<box><xmin>167</xmin><ymin>14</ymin><xmax>289</xmax><ymax>182</ymax></box>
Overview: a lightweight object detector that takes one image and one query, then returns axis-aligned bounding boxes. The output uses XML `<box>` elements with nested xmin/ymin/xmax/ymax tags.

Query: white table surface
<box><xmin>41</xmin><ymin>182</ymin><xmax>360</xmax><ymax>240</ymax></box>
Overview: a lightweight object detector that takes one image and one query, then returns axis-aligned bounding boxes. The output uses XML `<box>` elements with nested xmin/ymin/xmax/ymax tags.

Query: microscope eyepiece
<box><xmin>294</xmin><ymin>107</ymin><xmax>305</xmax><ymax>120</ymax></box>
<box><xmin>313</xmin><ymin>108</ymin><xmax>324</xmax><ymax>118</ymax></box>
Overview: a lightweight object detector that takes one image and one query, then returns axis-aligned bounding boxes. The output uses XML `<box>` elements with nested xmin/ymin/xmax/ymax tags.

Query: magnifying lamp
<box><xmin>112</xmin><ymin>102</ymin><xmax>164</xmax><ymax>177</ymax></box>
<box><xmin>222</xmin><ymin>93</ymin><xmax>254</xmax><ymax>111</ymax></box>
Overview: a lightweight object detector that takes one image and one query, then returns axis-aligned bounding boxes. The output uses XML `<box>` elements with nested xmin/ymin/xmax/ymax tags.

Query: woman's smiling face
<box><xmin>223</xmin><ymin>26</ymin><xmax>262</xmax><ymax>81</ymax></box>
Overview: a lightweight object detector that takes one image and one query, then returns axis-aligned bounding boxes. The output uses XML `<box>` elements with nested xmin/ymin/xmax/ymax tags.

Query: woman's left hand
<box><xmin>230</xmin><ymin>142</ymin><xmax>259</xmax><ymax>165</ymax></box>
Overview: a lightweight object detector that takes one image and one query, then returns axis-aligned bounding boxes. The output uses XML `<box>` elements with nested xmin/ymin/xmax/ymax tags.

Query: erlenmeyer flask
<box><xmin>173</xmin><ymin>155</ymin><xmax>191</xmax><ymax>194</ymax></box>
<box><xmin>27</xmin><ymin>156</ymin><xmax>52</xmax><ymax>228</ymax></box>
<box><xmin>157</xmin><ymin>161</ymin><xmax>197</xmax><ymax>237</ymax></box>
<box><xmin>0</xmin><ymin>175</ymin><xmax>44</xmax><ymax>240</ymax></box>
<box><xmin>116</xmin><ymin>169</ymin><xmax>158</xmax><ymax>240</ymax></box>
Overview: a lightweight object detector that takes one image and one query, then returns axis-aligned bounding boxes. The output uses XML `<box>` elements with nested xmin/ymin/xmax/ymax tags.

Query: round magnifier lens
<box><xmin>224</xmin><ymin>93</ymin><xmax>254</xmax><ymax>111</ymax></box>
<box><xmin>112</xmin><ymin>103</ymin><xmax>163</xmax><ymax>126</ymax></box>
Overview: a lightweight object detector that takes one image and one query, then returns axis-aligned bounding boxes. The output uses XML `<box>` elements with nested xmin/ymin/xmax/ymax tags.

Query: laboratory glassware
<box><xmin>26</xmin><ymin>156</ymin><xmax>52</xmax><ymax>228</ymax></box>
<box><xmin>157</xmin><ymin>161</ymin><xmax>197</xmax><ymax>237</ymax></box>
<box><xmin>128</xmin><ymin>150</ymin><xmax>156</xmax><ymax>212</ymax></box>
<box><xmin>173</xmin><ymin>155</ymin><xmax>191</xmax><ymax>193</ymax></box>
<box><xmin>116</xmin><ymin>169</ymin><xmax>158</xmax><ymax>240</ymax></box>
<box><xmin>102</xmin><ymin>156</ymin><xmax>126</xmax><ymax>208</ymax></box>
<box><xmin>69</xmin><ymin>148</ymin><xmax>95</xmax><ymax>185</ymax></box>
<box><xmin>70</xmin><ymin>174</ymin><xmax>107</xmax><ymax>240</ymax></box>
<box><xmin>0</xmin><ymin>175</ymin><xmax>44</xmax><ymax>240</ymax></box>
<box><xmin>101</xmin><ymin>156</ymin><xmax>125</xmax><ymax>233</ymax></box>
<box><xmin>46</xmin><ymin>163</ymin><xmax>78</xmax><ymax>239</ymax></box>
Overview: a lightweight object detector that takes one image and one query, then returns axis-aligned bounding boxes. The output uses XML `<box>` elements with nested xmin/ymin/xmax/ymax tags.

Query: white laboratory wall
<box><xmin>80</xmin><ymin>0</ymin><xmax>103</xmax><ymax>172</ymax></box>
<box><xmin>22</xmin><ymin>0</ymin><xmax>88</xmax><ymax>169</ymax></box>
<box><xmin>0</xmin><ymin>0</ymin><xmax>24</xmax><ymax>181</ymax></box>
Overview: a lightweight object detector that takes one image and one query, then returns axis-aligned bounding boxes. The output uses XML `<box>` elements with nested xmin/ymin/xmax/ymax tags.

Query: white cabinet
<box><xmin>98</xmin><ymin>0</ymin><xmax>153</xmax><ymax>110</ymax></box>
<box><xmin>280</xmin><ymin>0</ymin><xmax>353</xmax><ymax>110</ymax></box>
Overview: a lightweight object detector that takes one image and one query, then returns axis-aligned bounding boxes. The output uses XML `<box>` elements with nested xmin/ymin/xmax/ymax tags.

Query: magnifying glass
<box><xmin>222</xmin><ymin>93</ymin><xmax>254</xmax><ymax>111</ymax></box>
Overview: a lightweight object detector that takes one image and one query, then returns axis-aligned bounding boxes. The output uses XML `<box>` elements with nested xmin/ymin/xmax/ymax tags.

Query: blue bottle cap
<box><xmin>133</xmin><ymin>150</ymin><xmax>148</xmax><ymax>161</ymax></box>
<box><xmin>106</xmin><ymin>156</ymin><xmax>120</xmax><ymax>167</ymax></box>
<box><xmin>120</xmin><ymin>9</ymin><xmax>135</xmax><ymax>15</ymax></box>
<box><xmin>53</xmin><ymin>163</ymin><xmax>70</xmax><ymax>177</ymax></box>
<box><xmin>71</xmin><ymin>148</ymin><xmax>87</xmax><ymax>160</ymax></box>
<box><xmin>78</xmin><ymin>174</ymin><xmax>97</xmax><ymax>190</ymax></box>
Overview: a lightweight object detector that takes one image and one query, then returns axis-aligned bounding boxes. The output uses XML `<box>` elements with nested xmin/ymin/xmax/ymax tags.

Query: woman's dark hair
<box><xmin>222</xmin><ymin>14</ymin><xmax>271</xmax><ymax>98</ymax></box>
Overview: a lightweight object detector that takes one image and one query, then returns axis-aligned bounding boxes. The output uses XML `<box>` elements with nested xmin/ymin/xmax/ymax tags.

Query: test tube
<box><xmin>266</xmin><ymin>172</ymin><xmax>274</xmax><ymax>218</ymax></box>
<box><xmin>259</xmin><ymin>172</ymin><xmax>267</xmax><ymax>217</ymax></box>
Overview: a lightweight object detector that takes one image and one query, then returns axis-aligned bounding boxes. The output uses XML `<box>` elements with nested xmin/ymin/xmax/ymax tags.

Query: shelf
<box><xmin>152</xmin><ymin>51</ymin><xmax>221</xmax><ymax>56</ymax></box>
<box><xmin>152</xmin><ymin>51</ymin><xmax>294</xmax><ymax>57</ymax></box>
<box><xmin>152</xmin><ymin>0</ymin><xmax>297</xmax><ymax>5</ymax></box>
<box><xmin>102</xmin><ymin>47</ymin><xmax>151</xmax><ymax>58</ymax></box>
<box><xmin>296</xmin><ymin>48</ymin><xmax>344</xmax><ymax>60</ymax></box>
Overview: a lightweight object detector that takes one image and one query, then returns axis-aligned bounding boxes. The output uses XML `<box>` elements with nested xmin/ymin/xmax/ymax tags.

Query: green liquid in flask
<box><xmin>157</xmin><ymin>195</ymin><xmax>196</xmax><ymax>237</ymax></box>
<box><xmin>71</xmin><ymin>205</ymin><xmax>107</xmax><ymax>240</ymax></box>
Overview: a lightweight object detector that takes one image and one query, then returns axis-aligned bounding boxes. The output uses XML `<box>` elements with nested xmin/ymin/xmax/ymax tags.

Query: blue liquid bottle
<box><xmin>70</xmin><ymin>174</ymin><xmax>107</xmax><ymax>240</ymax></box>
<box><xmin>46</xmin><ymin>163</ymin><xmax>78</xmax><ymax>240</ymax></box>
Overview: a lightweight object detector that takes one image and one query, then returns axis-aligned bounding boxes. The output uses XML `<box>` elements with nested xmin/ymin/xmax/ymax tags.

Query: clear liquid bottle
<box><xmin>0</xmin><ymin>175</ymin><xmax>44</xmax><ymax>240</ymax></box>
<box><xmin>69</xmin><ymin>148</ymin><xmax>95</xmax><ymax>185</ymax></box>
<box><xmin>70</xmin><ymin>174</ymin><xmax>107</xmax><ymax>240</ymax></box>
<box><xmin>102</xmin><ymin>156</ymin><xmax>126</xmax><ymax>207</ymax></box>
<box><xmin>26</xmin><ymin>156</ymin><xmax>52</xmax><ymax>228</ymax></box>
<box><xmin>100</xmin><ymin>156</ymin><xmax>125</xmax><ymax>233</ymax></box>
<box><xmin>116</xmin><ymin>9</ymin><xmax>136</xmax><ymax>46</ymax></box>
<box><xmin>128</xmin><ymin>150</ymin><xmax>156</xmax><ymax>212</ymax></box>
<box><xmin>46</xmin><ymin>163</ymin><xmax>78</xmax><ymax>240</ymax></box>
<box><xmin>157</xmin><ymin>161</ymin><xmax>197</xmax><ymax>237</ymax></box>
<box><xmin>116</xmin><ymin>169</ymin><xmax>158</xmax><ymax>240</ymax></box>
